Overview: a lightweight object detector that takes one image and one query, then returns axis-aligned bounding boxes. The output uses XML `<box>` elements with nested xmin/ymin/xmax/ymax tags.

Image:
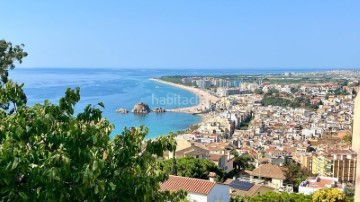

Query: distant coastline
<box><xmin>150</xmin><ymin>78</ymin><xmax>218</xmax><ymax>114</ymax></box>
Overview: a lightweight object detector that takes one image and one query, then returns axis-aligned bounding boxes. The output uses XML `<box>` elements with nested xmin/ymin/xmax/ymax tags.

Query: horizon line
<box><xmin>15</xmin><ymin>66</ymin><xmax>360</xmax><ymax>70</ymax></box>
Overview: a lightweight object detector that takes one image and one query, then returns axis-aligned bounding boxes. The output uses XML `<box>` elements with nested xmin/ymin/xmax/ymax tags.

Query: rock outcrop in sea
<box><xmin>115</xmin><ymin>108</ymin><xmax>128</xmax><ymax>114</ymax></box>
<box><xmin>131</xmin><ymin>102</ymin><xmax>151</xmax><ymax>114</ymax></box>
<box><xmin>153</xmin><ymin>107</ymin><xmax>166</xmax><ymax>113</ymax></box>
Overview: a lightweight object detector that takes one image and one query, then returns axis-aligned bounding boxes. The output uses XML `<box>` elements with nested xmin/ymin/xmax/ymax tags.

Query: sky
<box><xmin>0</xmin><ymin>0</ymin><xmax>359</xmax><ymax>69</ymax></box>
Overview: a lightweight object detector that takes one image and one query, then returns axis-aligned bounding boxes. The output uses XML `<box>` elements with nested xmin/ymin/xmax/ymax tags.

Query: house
<box><xmin>298</xmin><ymin>176</ymin><xmax>345</xmax><ymax>195</ymax></box>
<box><xmin>224</xmin><ymin>178</ymin><xmax>274</xmax><ymax>197</ymax></box>
<box><xmin>208</xmin><ymin>154</ymin><xmax>235</xmax><ymax>173</ymax></box>
<box><xmin>209</xmin><ymin>154</ymin><xmax>227</xmax><ymax>171</ymax></box>
<box><xmin>248</xmin><ymin>164</ymin><xmax>286</xmax><ymax>189</ymax></box>
<box><xmin>160</xmin><ymin>175</ymin><xmax>230</xmax><ymax>202</ymax></box>
<box><xmin>206</xmin><ymin>142</ymin><xmax>235</xmax><ymax>157</ymax></box>
<box><xmin>169</xmin><ymin>142</ymin><xmax>210</xmax><ymax>159</ymax></box>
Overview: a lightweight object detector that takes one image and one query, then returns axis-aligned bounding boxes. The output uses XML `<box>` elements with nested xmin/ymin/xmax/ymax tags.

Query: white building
<box><xmin>196</xmin><ymin>79</ymin><xmax>212</xmax><ymax>89</ymax></box>
<box><xmin>182</xmin><ymin>77</ymin><xmax>194</xmax><ymax>85</ymax></box>
<box><xmin>298</xmin><ymin>176</ymin><xmax>345</xmax><ymax>195</ymax></box>
<box><xmin>160</xmin><ymin>175</ymin><xmax>230</xmax><ymax>202</ymax></box>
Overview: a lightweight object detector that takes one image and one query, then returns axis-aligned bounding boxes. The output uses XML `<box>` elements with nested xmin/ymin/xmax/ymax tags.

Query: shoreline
<box><xmin>150</xmin><ymin>78</ymin><xmax>218</xmax><ymax>114</ymax></box>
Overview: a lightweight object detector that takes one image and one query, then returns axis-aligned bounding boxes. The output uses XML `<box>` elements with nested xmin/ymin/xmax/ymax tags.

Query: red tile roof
<box><xmin>160</xmin><ymin>175</ymin><xmax>216</xmax><ymax>195</ymax></box>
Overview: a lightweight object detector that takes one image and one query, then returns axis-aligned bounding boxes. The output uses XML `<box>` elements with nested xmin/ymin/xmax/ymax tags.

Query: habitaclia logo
<box><xmin>151</xmin><ymin>94</ymin><xmax>199</xmax><ymax>106</ymax></box>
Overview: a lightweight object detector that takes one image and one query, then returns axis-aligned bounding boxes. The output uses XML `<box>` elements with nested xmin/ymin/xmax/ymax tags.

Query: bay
<box><xmin>11</xmin><ymin>67</ymin><xmax>331</xmax><ymax>139</ymax></box>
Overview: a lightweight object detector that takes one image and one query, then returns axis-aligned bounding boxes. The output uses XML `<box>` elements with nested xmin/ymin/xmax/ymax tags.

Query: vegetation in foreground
<box><xmin>163</xmin><ymin>156</ymin><xmax>224</xmax><ymax>180</ymax></box>
<box><xmin>231</xmin><ymin>188</ymin><xmax>349</xmax><ymax>202</ymax></box>
<box><xmin>0</xmin><ymin>40</ymin><xmax>186</xmax><ymax>201</ymax></box>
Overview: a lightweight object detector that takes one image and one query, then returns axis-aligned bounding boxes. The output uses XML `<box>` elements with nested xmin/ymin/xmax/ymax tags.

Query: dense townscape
<box><xmin>157</xmin><ymin>71</ymin><xmax>360</xmax><ymax>201</ymax></box>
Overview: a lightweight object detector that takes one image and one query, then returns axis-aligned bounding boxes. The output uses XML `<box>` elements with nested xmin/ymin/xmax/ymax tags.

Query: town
<box><xmin>157</xmin><ymin>70</ymin><xmax>360</xmax><ymax>201</ymax></box>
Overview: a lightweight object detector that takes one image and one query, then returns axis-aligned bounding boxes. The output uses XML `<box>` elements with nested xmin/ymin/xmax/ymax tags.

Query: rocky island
<box><xmin>131</xmin><ymin>102</ymin><xmax>151</xmax><ymax>114</ymax></box>
<box><xmin>115</xmin><ymin>108</ymin><xmax>128</xmax><ymax>114</ymax></box>
<box><xmin>153</xmin><ymin>107</ymin><xmax>166</xmax><ymax>113</ymax></box>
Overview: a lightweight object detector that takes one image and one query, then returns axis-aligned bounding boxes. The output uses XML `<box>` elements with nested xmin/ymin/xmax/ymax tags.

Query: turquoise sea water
<box><xmin>11</xmin><ymin>68</ymin><xmax>333</xmax><ymax>139</ymax></box>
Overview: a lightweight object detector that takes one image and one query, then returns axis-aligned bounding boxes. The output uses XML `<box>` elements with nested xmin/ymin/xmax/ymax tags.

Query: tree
<box><xmin>290</xmin><ymin>87</ymin><xmax>298</xmax><ymax>94</ymax></box>
<box><xmin>0</xmin><ymin>40</ymin><xmax>28</xmax><ymax>114</ymax></box>
<box><xmin>312</xmin><ymin>188</ymin><xmax>349</xmax><ymax>202</ymax></box>
<box><xmin>163</xmin><ymin>156</ymin><xmax>224</xmax><ymax>180</ymax></box>
<box><xmin>352</xmin><ymin>89</ymin><xmax>357</xmax><ymax>96</ymax></box>
<box><xmin>325</xmin><ymin>93</ymin><xmax>330</xmax><ymax>99</ymax></box>
<box><xmin>249</xmin><ymin>192</ymin><xmax>312</xmax><ymax>202</ymax></box>
<box><xmin>342</xmin><ymin>134</ymin><xmax>352</xmax><ymax>143</ymax></box>
<box><xmin>233</xmin><ymin>155</ymin><xmax>254</xmax><ymax>171</ymax></box>
<box><xmin>239</xmin><ymin>113</ymin><xmax>253</xmax><ymax>130</ymax></box>
<box><xmin>344</xmin><ymin>183</ymin><xmax>355</xmax><ymax>201</ymax></box>
<box><xmin>338</xmin><ymin>80</ymin><xmax>349</xmax><ymax>87</ymax></box>
<box><xmin>283</xmin><ymin>163</ymin><xmax>311</xmax><ymax>192</ymax></box>
<box><xmin>254</xmin><ymin>89</ymin><xmax>263</xmax><ymax>95</ymax></box>
<box><xmin>0</xmin><ymin>40</ymin><xmax>186</xmax><ymax>201</ymax></box>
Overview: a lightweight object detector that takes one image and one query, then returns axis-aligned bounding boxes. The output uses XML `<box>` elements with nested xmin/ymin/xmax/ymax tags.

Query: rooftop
<box><xmin>160</xmin><ymin>175</ymin><xmax>216</xmax><ymax>195</ymax></box>
<box><xmin>224</xmin><ymin>179</ymin><xmax>275</xmax><ymax>197</ymax></box>
<box><xmin>301</xmin><ymin>176</ymin><xmax>343</xmax><ymax>189</ymax></box>
<box><xmin>249</xmin><ymin>164</ymin><xmax>286</xmax><ymax>180</ymax></box>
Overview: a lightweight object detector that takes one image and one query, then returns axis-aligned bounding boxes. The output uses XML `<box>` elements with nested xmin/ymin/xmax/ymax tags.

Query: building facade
<box><xmin>352</xmin><ymin>95</ymin><xmax>360</xmax><ymax>202</ymax></box>
<box><xmin>333</xmin><ymin>152</ymin><xmax>357</xmax><ymax>184</ymax></box>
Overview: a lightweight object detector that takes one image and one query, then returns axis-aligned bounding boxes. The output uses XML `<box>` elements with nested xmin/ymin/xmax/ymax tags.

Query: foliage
<box><xmin>189</xmin><ymin>124</ymin><xmax>200</xmax><ymax>131</ymax></box>
<box><xmin>338</xmin><ymin>80</ymin><xmax>349</xmax><ymax>87</ymax></box>
<box><xmin>283</xmin><ymin>163</ymin><xmax>311</xmax><ymax>192</ymax></box>
<box><xmin>0</xmin><ymin>40</ymin><xmax>28</xmax><ymax>83</ymax></box>
<box><xmin>312</xmin><ymin>188</ymin><xmax>349</xmax><ymax>202</ymax></box>
<box><xmin>159</xmin><ymin>76</ymin><xmax>196</xmax><ymax>86</ymax></box>
<box><xmin>344</xmin><ymin>183</ymin><xmax>355</xmax><ymax>201</ymax></box>
<box><xmin>0</xmin><ymin>40</ymin><xmax>28</xmax><ymax>114</ymax></box>
<box><xmin>254</xmin><ymin>89</ymin><xmax>263</xmax><ymax>94</ymax></box>
<box><xmin>0</xmin><ymin>40</ymin><xmax>187</xmax><ymax>202</ymax></box>
<box><xmin>224</xmin><ymin>169</ymin><xmax>240</xmax><ymax>180</ymax></box>
<box><xmin>239</xmin><ymin>113</ymin><xmax>253</xmax><ymax>130</ymax></box>
<box><xmin>261</xmin><ymin>94</ymin><xmax>320</xmax><ymax>110</ymax></box>
<box><xmin>325</xmin><ymin>93</ymin><xmax>330</xmax><ymax>99</ymax></box>
<box><xmin>261</xmin><ymin>95</ymin><xmax>291</xmax><ymax>107</ymax></box>
<box><xmin>163</xmin><ymin>156</ymin><xmax>224</xmax><ymax>180</ymax></box>
<box><xmin>233</xmin><ymin>154</ymin><xmax>254</xmax><ymax>171</ymax></box>
<box><xmin>230</xmin><ymin>195</ymin><xmax>251</xmax><ymax>202</ymax></box>
<box><xmin>334</xmin><ymin>87</ymin><xmax>349</xmax><ymax>95</ymax></box>
<box><xmin>249</xmin><ymin>192</ymin><xmax>312</xmax><ymax>202</ymax></box>
<box><xmin>327</xmin><ymin>87</ymin><xmax>350</xmax><ymax>96</ymax></box>
<box><xmin>290</xmin><ymin>87</ymin><xmax>298</xmax><ymax>94</ymax></box>
<box><xmin>342</xmin><ymin>134</ymin><xmax>352</xmax><ymax>143</ymax></box>
<box><xmin>352</xmin><ymin>89</ymin><xmax>357</xmax><ymax>96</ymax></box>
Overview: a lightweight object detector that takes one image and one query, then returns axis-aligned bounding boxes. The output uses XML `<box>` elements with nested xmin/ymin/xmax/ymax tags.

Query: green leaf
<box><xmin>19</xmin><ymin>192</ymin><xmax>28</xmax><ymax>200</ymax></box>
<box><xmin>11</xmin><ymin>158</ymin><xmax>19</xmax><ymax>170</ymax></box>
<box><xmin>98</xmin><ymin>102</ymin><xmax>105</xmax><ymax>108</ymax></box>
<box><xmin>109</xmin><ymin>182</ymin><xmax>116</xmax><ymax>191</ymax></box>
<box><xmin>92</xmin><ymin>160</ymin><xmax>98</xmax><ymax>171</ymax></box>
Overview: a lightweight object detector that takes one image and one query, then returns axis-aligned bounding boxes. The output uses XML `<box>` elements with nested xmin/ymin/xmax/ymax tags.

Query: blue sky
<box><xmin>1</xmin><ymin>0</ymin><xmax>359</xmax><ymax>69</ymax></box>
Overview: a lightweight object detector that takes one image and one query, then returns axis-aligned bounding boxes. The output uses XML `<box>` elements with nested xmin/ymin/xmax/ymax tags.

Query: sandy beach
<box><xmin>150</xmin><ymin>78</ymin><xmax>218</xmax><ymax>114</ymax></box>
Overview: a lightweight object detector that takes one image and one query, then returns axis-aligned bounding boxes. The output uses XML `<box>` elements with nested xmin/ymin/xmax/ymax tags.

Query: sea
<box><xmin>11</xmin><ymin>68</ymin><xmax>332</xmax><ymax>139</ymax></box>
